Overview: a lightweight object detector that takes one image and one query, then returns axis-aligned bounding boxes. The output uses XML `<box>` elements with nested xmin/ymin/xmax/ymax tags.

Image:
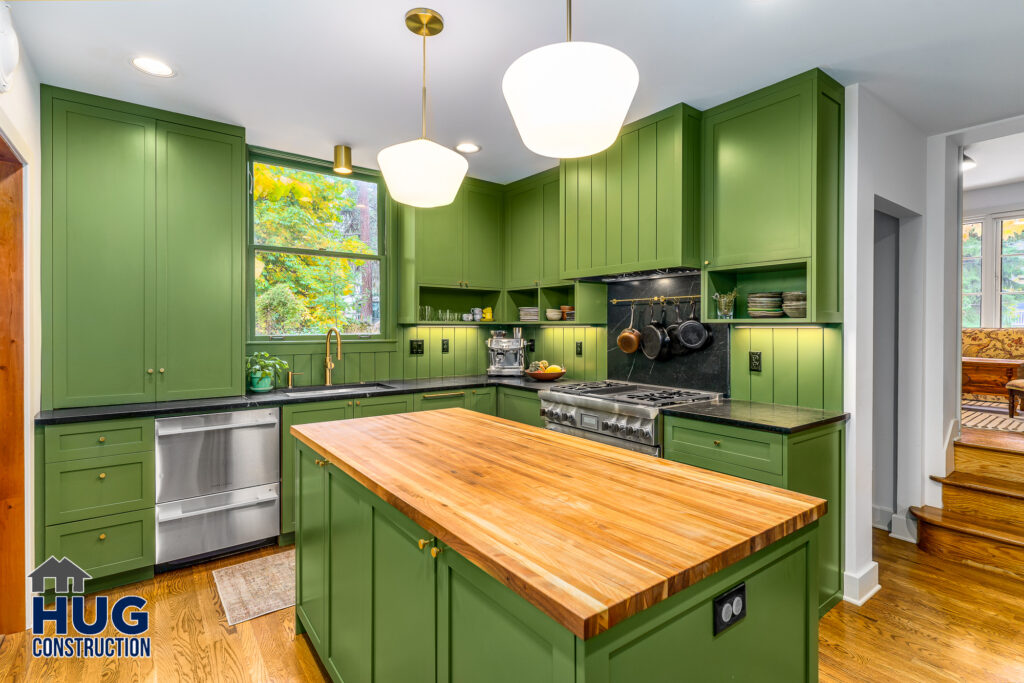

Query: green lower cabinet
<box><xmin>415</xmin><ymin>390</ymin><xmax>469</xmax><ymax>411</ymax></box>
<box><xmin>467</xmin><ymin>387</ymin><xmax>496</xmax><ymax>415</ymax></box>
<box><xmin>354</xmin><ymin>394</ymin><xmax>414</xmax><ymax>417</ymax></box>
<box><xmin>663</xmin><ymin>416</ymin><xmax>844</xmax><ymax>616</ymax></box>
<box><xmin>295</xmin><ymin>444</ymin><xmax>330</xmax><ymax>654</ymax></box>
<box><xmin>45</xmin><ymin>451</ymin><xmax>154</xmax><ymax>525</ymax></box>
<box><xmin>498</xmin><ymin>388</ymin><xmax>544</xmax><ymax>427</ymax></box>
<box><xmin>44</xmin><ymin>508</ymin><xmax>155</xmax><ymax>585</ymax></box>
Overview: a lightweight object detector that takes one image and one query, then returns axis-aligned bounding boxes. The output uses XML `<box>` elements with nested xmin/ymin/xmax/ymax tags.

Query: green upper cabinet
<box><xmin>505</xmin><ymin>168</ymin><xmax>561</xmax><ymax>289</ymax></box>
<box><xmin>413</xmin><ymin>179</ymin><xmax>504</xmax><ymax>290</ymax></box>
<box><xmin>43</xmin><ymin>86</ymin><xmax>245</xmax><ymax>409</ymax></box>
<box><xmin>560</xmin><ymin>103</ymin><xmax>701</xmax><ymax>280</ymax></box>
<box><xmin>701</xmin><ymin>69</ymin><xmax>843</xmax><ymax>323</ymax></box>
<box><xmin>48</xmin><ymin>100</ymin><xmax>157</xmax><ymax>408</ymax></box>
<box><xmin>155</xmin><ymin>122</ymin><xmax>244</xmax><ymax>401</ymax></box>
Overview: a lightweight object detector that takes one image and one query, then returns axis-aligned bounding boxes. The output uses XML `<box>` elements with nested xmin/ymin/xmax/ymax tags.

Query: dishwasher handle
<box><xmin>158</xmin><ymin>492</ymin><xmax>279</xmax><ymax>523</ymax></box>
<box><xmin>156</xmin><ymin>419</ymin><xmax>279</xmax><ymax>437</ymax></box>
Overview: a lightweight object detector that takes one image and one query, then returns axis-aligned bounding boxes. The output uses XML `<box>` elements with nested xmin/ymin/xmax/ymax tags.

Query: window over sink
<box><xmin>250</xmin><ymin>154</ymin><xmax>383</xmax><ymax>339</ymax></box>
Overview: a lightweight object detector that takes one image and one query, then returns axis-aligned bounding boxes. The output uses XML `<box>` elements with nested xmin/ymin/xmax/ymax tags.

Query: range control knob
<box><xmin>564</xmin><ymin>413</ymin><xmax>576</xmax><ymax>426</ymax></box>
<box><xmin>639</xmin><ymin>428</ymin><xmax>653</xmax><ymax>441</ymax></box>
<box><xmin>622</xmin><ymin>425</ymin><xmax>636</xmax><ymax>438</ymax></box>
<box><xmin>601</xmin><ymin>420</ymin><xmax>614</xmax><ymax>431</ymax></box>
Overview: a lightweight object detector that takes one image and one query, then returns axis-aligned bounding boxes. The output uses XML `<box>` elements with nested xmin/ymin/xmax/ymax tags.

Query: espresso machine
<box><xmin>486</xmin><ymin>329</ymin><xmax>527</xmax><ymax>376</ymax></box>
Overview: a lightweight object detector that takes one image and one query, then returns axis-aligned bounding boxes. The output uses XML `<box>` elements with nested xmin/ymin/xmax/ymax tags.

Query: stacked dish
<box><xmin>519</xmin><ymin>307</ymin><xmax>539</xmax><ymax>321</ymax></box>
<box><xmin>782</xmin><ymin>291</ymin><xmax>807</xmax><ymax>318</ymax></box>
<box><xmin>747</xmin><ymin>292</ymin><xmax>784</xmax><ymax>318</ymax></box>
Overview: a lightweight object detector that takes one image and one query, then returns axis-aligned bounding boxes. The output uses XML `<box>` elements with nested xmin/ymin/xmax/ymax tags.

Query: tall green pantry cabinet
<box><xmin>43</xmin><ymin>87</ymin><xmax>245</xmax><ymax>409</ymax></box>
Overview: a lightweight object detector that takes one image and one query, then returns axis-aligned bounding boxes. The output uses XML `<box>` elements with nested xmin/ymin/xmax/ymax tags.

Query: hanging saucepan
<box><xmin>674</xmin><ymin>300</ymin><xmax>712</xmax><ymax>351</ymax></box>
<box><xmin>666</xmin><ymin>303</ymin><xmax>687</xmax><ymax>355</ymax></box>
<box><xmin>616</xmin><ymin>302</ymin><xmax>642</xmax><ymax>354</ymax></box>
<box><xmin>641</xmin><ymin>303</ymin><xmax>672</xmax><ymax>361</ymax></box>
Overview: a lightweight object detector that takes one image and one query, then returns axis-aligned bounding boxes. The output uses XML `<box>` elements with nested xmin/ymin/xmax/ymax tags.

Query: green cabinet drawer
<box><xmin>44</xmin><ymin>418</ymin><xmax>154</xmax><ymax>463</ymax></box>
<box><xmin>354</xmin><ymin>394</ymin><xmax>413</xmax><ymax>417</ymax></box>
<box><xmin>467</xmin><ymin>387</ymin><xmax>496</xmax><ymax>415</ymax></box>
<box><xmin>414</xmin><ymin>390</ymin><xmax>468</xmax><ymax>411</ymax></box>
<box><xmin>45</xmin><ymin>452</ymin><xmax>154</xmax><ymax>525</ymax></box>
<box><xmin>44</xmin><ymin>508</ymin><xmax>155</xmax><ymax>581</ymax></box>
<box><xmin>663</xmin><ymin>418</ymin><xmax>783</xmax><ymax>476</ymax></box>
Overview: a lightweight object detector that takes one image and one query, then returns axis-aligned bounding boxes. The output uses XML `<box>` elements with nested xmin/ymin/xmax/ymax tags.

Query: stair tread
<box><xmin>910</xmin><ymin>505</ymin><xmax>1024</xmax><ymax>547</ymax></box>
<box><xmin>931</xmin><ymin>472</ymin><xmax>1024</xmax><ymax>500</ymax></box>
<box><xmin>955</xmin><ymin>427</ymin><xmax>1024</xmax><ymax>456</ymax></box>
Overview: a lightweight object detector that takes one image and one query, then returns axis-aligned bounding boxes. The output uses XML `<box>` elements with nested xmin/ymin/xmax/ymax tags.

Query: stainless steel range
<box><xmin>537</xmin><ymin>380</ymin><xmax>720</xmax><ymax>456</ymax></box>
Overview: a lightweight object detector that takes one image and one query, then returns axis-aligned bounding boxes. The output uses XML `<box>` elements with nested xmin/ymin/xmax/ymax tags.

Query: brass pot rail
<box><xmin>609</xmin><ymin>295</ymin><xmax>700</xmax><ymax>305</ymax></box>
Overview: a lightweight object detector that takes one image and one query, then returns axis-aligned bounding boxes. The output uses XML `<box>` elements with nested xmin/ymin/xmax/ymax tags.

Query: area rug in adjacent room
<box><xmin>213</xmin><ymin>549</ymin><xmax>295</xmax><ymax>625</ymax></box>
<box><xmin>961</xmin><ymin>409</ymin><xmax>1024</xmax><ymax>433</ymax></box>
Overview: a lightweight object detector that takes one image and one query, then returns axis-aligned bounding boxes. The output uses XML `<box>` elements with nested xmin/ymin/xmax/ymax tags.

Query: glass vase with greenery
<box><xmin>246</xmin><ymin>352</ymin><xmax>289</xmax><ymax>392</ymax></box>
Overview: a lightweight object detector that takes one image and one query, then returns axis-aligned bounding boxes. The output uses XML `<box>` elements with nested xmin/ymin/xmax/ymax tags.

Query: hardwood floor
<box><xmin>2</xmin><ymin>530</ymin><xmax>1022</xmax><ymax>682</ymax></box>
<box><xmin>819</xmin><ymin>529</ymin><xmax>1024</xmax><ymax>682</ymax></box>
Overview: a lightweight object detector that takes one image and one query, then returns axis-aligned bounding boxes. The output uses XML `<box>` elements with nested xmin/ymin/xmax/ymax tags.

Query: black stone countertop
<box><xmin>34</xmin><ymin>375</ymin><xmax>569</xmax><ymax>426</ymax></box>
<box><xmin>661</xmin><ymin>399</ymin><xmax>849</xmax><ymax>435</ymax></box>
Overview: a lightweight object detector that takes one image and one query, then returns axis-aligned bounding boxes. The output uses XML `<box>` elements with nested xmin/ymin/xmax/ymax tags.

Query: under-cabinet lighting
<box><xmin>734</xmin><ymin>325</ymin><xmax>824</xmax><ymax>329</ymax></box>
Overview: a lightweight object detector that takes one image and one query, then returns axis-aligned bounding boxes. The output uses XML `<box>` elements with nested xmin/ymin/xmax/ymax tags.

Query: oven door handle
<box><xmin>157</xmin><ymin>493</ymin><xmax>279</xmax><ymax>523</ymax></box>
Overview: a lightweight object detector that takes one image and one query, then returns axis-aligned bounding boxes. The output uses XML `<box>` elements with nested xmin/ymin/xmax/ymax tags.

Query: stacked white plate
<box><xmin>519</xmin><ymin>307</ymin><xmax>539</xmax><ymax>321</ymax></box>
<box><xmin>747</xmin><ymin>292</ymin><xmax>784</xmax><ymax>318</ymax></box>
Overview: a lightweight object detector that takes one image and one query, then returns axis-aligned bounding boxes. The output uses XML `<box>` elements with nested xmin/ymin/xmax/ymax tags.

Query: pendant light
<box><xmin>378</xmin><ymin>8</ymin><xmax>468</xmax><ymax>208</ymax></box>
<box><xmin>502</xmin><ymin>0</ymin><xmax>639</xmax><ymax>159</ymax></box>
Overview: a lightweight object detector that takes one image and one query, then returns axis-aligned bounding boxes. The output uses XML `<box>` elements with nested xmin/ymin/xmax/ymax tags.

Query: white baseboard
<box><xmin>843</xmin><ymin>561</ymin><xmax>880</xmax><ymax>606</ymax></box>
<box><xmin>889</xmin><ymin>511</ymin><xmax>918</xmax><ymax>543</ymax></box>
<box><xmin>872</xmin><ymin>505</ymin><xmax>894</xmax><ymax>530</ymax></box>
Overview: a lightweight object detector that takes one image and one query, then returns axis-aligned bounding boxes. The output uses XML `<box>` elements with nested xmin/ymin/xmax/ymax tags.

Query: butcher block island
<box><xmin>291</xmin><ymin>408</ymin><xmax>826</xmax><ymax>683</ymax></box>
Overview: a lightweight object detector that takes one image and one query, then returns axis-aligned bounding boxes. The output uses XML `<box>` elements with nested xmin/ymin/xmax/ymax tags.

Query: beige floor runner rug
<box><xmin>213</xmin><ymin>549</ymin><xmax>295</xmax><ymax>625</ymax></box>
<box><xmin>961</xmin><ymin>409</ymin><xmax>1024</xmax><ymax>433</ymax></box>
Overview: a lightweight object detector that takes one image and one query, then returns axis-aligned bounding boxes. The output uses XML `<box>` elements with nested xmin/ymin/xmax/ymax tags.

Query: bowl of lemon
<box><xmin>525</xmin><ymin>360</ymin><xmax>566</xmax><ymax>381</ymax></box>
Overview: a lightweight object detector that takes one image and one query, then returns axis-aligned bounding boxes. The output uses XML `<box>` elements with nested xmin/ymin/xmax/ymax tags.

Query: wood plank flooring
<box><xmin>2</xmin><ymin>530</ymin><xmax>1022</xmax><ymax>681</ymax></box>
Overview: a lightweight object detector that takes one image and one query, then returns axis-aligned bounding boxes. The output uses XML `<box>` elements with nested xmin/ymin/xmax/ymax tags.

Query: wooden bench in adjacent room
<box><xmin>962</xmin><ymin>357</ymin><xmax>1024</xmax><ymax>403</ymax></box>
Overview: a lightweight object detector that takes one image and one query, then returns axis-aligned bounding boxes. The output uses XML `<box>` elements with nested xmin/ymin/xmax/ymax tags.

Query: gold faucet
<box><xmin>325</xmin><ymin>327</ymin><xmax>342</xmax><ymax>386</ymax></box>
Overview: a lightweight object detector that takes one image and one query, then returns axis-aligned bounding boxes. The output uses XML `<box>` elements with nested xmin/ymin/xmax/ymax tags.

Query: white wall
<box><xmin>0</xmin><ymin>39</ymin><xmax>42</xmax><ymax>629</ymax></box>
<box><xmin>843</xmin><ymin>84</ymin><xmax>927</xmax><ymax>604</ymax></box>
<box><xmin>872</xmin><ymin>211</ymin><xmax>899</xmax><ymax>530</ymax></box>
<box><xmin>964</xmin><ymin>180</ymin><xmax>1024</xmax><ymax>216</ymax></box>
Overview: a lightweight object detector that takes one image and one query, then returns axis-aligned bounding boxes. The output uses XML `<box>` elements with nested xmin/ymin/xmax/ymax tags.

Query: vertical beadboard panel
<box><xmin>748</xmin><ymin>328</ymin><xmax>775</xmax><ymax>403</ymax></box>
<box><xmin>796</xmin><ymin>328</ymin><xmax>824</xmax><ymax>408</ymax></box>
<box><xmin>772</xmin><ymin>328</ymin><xmax>799</xmax><ymax>406</ymax></box>
<box><xmin>728</xmin><ymin>325</ymin><xmax>843</xmax><ymax>409</ymax></box>
<box><xmin>730</xmin><ymin>327</ymin><xmax>751</xmax><ymax>400</ymax></box>
<box><xmin>822</xmin><ymin>326</ymin><xmax>844</xmax><ymax>411</ymax></box>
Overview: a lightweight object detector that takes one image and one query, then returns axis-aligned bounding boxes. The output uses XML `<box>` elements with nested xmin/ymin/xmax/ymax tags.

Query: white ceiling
<box><xmin>964</xmin><ymin>132</ymin><xmax>1024</xmax><ymax>190</ymax></box>
<box><xmin>12</xmin><ymin>0</ymin><xmax>1024</xmax><ymax>184</ymax></box>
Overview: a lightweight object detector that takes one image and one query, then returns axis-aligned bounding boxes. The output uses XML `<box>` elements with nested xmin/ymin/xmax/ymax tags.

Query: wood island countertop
<box><xmin>291</xmin><ymin>408</ymin><xmax>826</xmax><ymax>640</ymax></box>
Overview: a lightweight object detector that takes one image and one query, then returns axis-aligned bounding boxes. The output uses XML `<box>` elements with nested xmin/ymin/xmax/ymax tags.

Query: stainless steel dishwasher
<box><xmin>155</xmin><ymin>408</ymin><xmax>280</xmax><ymax>565</ymax></box>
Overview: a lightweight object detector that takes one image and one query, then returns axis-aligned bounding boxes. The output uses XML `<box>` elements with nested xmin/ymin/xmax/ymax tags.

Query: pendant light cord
<box><xmin>421</xmin><ymin>34</ymin><xmax>427</xmax><ymax>139</ymax></box>
<box><xmin>566</xmin><ymin>0</ymin><xmax>572</xmax><ymax>41</ymax></box>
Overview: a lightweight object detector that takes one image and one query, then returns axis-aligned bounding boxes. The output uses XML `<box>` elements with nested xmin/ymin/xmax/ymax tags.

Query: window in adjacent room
<box><xmin>999</xmin><ymin>216</ymin><xmax>1024</xmax><ymax>327</ymax></box>
<box><xmin>251</xmin><ymin>159</ymin><xmax>382</xmax><ymax>338</ymax></box>
<box><xmin>961</xmin><ymin>212</ymin><xmax>1024</xmax><ymax>328</ymax></box>
<box><xmin>962</xmin><ymin>220</ymin><xmax>983</xmax><ymax>328</ymax></box>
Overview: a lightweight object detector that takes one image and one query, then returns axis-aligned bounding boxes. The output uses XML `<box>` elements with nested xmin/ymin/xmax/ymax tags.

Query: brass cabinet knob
<box><xmin>418</xmin><ymin>538</ymin><xmax>431</xmax><ymax>550</ymax></box>
<box><xmin>317</xmin><ymin>459</ymin><xmax>326</xmax><ymax>467</ymax></box>
<box><xmin>347</xmin><ymin>401</ymin><xmax>353</xmax><ymax>406</ymax></box>
<box><xmin>430</xmin><ymin>547</ymin><xmax>442</xmax><ymax>559</ymax></box>
<box><xmin>713</xmin><ymin>440</ymin><xmax>721</xmax><ymax>446</ymax></box>
<box><xmin>98</xmin><ymin>533</ymin><xmax>107</xmax><ymax>541</ymax></box>
<box><xmin>704</xmin><ymin>260</ymin><xmax>710</xmax><ymax>265</ymax></box>
<box><xmin>147</xmin><ymin>368</ymin><xmax>154</xmax><ymax>374</ymax></box>
<box><xmin>159</xmin><ymin>368</ymin><xmax>165</xmax><ymax>373</ymax></box>
<box><xmin>98</xmin><ymin>436</ymin><xmax>106</xmax><ymax>443</ymax></box>
<box><xmin>356</xmin><ymin>400</ymin><xmax>361</xmax><ymax>406</ymax></box>
<box><xmin>99</xmin><ymin>472</ymin><xmax>107</xmax><ymax>480</ymax></box>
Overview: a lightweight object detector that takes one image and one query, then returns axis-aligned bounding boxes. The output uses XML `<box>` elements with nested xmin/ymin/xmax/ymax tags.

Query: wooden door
<box><xmin>463</xmin><ymin>185</ymin><xmax>504</xmax><ymax>289</ymax></box>
<box><xmin>50</xmin><ymin>100</ymin><xmax>156</xmax><ymax>407</ymax></box>
<box><xmin>155</xmin><ymin>121</ymin><xmax>243</xmax><ymax>401</ymax></box>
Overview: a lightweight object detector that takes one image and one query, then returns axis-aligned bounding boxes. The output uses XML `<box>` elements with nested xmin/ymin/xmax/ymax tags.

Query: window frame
<box><xmin>246</xmin><ymin>147</ymin><xmax>391</xmax><ymax>343</ymax></box>
<box><xmin>962</xmin><ymin>208</ymin><xmax>1024</xmax><ymax>329</ymax></box>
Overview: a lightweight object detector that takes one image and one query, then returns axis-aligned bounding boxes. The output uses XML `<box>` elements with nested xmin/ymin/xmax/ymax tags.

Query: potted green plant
<box><xmin>246</xmin><ymin>352</ymin><xmax>289</xmax><ymax>393</ymax></box>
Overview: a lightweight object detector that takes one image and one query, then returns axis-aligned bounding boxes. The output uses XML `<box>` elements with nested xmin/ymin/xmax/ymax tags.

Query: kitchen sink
<box><xmin>283</xmin><ymin>383</ymin><xmax>394</xmax><ymax>399</ymax></box>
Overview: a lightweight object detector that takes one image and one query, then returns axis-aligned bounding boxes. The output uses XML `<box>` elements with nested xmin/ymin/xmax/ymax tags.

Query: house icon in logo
<box><xmin>28</xmin><ymin>556</ymin><xmax>92</xmax><ymax>594</ymax></box>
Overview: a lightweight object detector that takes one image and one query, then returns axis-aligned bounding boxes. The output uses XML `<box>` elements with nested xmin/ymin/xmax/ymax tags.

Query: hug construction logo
<box><xmin>27</xmin><ymin>556</ymin><xmax>152</xmax><ymax>659</ymax></box>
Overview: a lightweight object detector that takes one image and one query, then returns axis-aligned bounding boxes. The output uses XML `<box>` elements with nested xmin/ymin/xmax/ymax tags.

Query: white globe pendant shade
<box><xmin>503</xmin><ymin>41</ymin><xmax>639</xmax><ymax>159</ymax></box>
<box><xmin>378</xmin><ymin>138</ymin><xmax>469</xmax><ymax>209</ymax></box>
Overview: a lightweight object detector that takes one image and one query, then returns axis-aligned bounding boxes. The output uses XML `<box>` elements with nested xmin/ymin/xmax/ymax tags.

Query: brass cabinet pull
<box><xmin>713</xmin><ymin>440</ymin><xmax>721</xmax><ymax>446</ymax></box>
<box><xmin>98</xmin><ymin>436</ymin><xmax>106</xmax><ymax>443</ymax></box>
<box><xmin>430</xmin><ymin>547</ymin><xmax>442</xmax><ymax>559</ymax></box>
<box><xmin>98</xmin><ymin>472</ymin><xmax>107</xmax><ymax>480</ymax></box>
<box><xmin>147</xmin><ymin>368</ymin><xmax>154</xmax><ymax>374</ymax></box>
<box><xmin>98</xmin><ymin>533</ymin><xmax>107</xmax><ymax>541</ymax></box>
<box><xmin>422</xmin><ymin>391</ymin><xmax>465</xmax><ymax>399</ymax></box>
<box><xmin>418</xmin><ymin>538</ymin><xmax>431</xmax><ymax>550</ymax></box>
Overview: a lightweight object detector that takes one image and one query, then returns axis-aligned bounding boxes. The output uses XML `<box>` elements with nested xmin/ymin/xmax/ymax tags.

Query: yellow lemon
<box><xmin>546</xmin><ymin>365</ymin><xmax>562</xmax><ymax>373</ymax></box>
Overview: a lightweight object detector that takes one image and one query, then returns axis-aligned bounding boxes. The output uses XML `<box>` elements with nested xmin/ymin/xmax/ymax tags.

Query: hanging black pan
<box><xmin>674</xmin><ymin>300</ymin><xmax>712</xmax><ymax>351</ymax></box>
<box><xmin>641</xmin><ymin>303</ymin><xmax>672</xmax><ymax>361</ymax></box>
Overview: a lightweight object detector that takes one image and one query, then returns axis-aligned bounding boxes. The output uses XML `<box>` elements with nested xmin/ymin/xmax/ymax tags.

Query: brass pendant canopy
<box><xmin>405</xmin><ymin>8</ymin><xmax>444</xmax><ymax>36</ymax></box>
<box><xmin>333</xmin><ymin>145</ymin><xmax>352</xmax><ymax>174</ymax></box>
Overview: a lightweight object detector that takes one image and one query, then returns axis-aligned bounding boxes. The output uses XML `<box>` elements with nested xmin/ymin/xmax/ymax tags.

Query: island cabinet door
<box><xmin>436</xmin><ymin>545</ymin><xmax>576</xmax><ymax>683</ymax></box>
<box><xmin>467</xmin><ymin>387</ymin><xmax>496</xmax><ymax>415</ymax></box>
<box><xmin>370</xmin><ymin>503</ymin><xmax>436</xmax><ymax>683</ymax></box>
<box><xmin>295</xmin><ymin>444</ymin><xmax>330</xmax><ymax>656</ymax></box>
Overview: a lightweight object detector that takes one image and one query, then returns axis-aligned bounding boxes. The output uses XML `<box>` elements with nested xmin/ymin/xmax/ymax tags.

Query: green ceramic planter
<box><xmin>249</xmin><ymin>373</ymin><xmax>274</xmax><ymax>393</ymax></box>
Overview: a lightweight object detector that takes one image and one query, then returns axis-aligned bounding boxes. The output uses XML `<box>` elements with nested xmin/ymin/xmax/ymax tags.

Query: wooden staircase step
<box><xmin>954</xmin><ymin>443</ymin><xmax>1024</xmax><ymax>484</ymax></box>
<box><xmin>933</xmin><ymin>473</ymin><xmax>1024</xmax><ymax>526</ymax></box>
<box><xmin>956</xmin><ymin>427</ymin><xmax>1024</xmax><ymax>455</ymax></box>
<box><xmin>911</xmin><ymin>505</ymin><xmax>1024</xmax><ymax>579</ymax></box>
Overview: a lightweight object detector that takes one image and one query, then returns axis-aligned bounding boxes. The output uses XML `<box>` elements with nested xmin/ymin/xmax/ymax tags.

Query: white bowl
<box><xmin>545</xmin><ymin>309</ymin><xmax>563</xmax><ymax>321</ymax></box>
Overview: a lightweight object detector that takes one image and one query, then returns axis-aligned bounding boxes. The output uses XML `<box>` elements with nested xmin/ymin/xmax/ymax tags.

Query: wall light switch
<box><xmin>527</xmin><ymin>339</ymin><xmax>535</xmax><ymax>352</ymax></box>
<box><xmin>441</xmin><ymin>339</ymin><xmax>450</xmax><ymax>353</ymax></box>
<box><xmin>410</xmin><ymin>339</ymin><xmax>424</xmax><ymax>355</ymax></box>
<box><xmin>576</xmin><ymin>341</ymin><xmax>583</xmax><ymax>356</ymax></box>
<box><xmin>749</xmin><ymin>351</ymin><xmax>762</xmax><ymax>372</ymax></box>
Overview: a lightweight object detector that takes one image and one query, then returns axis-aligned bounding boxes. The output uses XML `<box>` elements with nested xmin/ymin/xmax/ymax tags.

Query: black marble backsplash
<box><xmin>606</xmin><ymin>273</ymin><xmax>730</xmax><ymax>395</ymax></box>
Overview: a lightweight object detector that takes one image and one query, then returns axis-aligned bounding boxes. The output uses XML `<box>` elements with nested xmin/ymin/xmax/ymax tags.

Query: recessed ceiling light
<box><xmin>455</xmin><ymin>142</ymin><xmax>480</xmax><ymax>154</ymax></box>
<box><xmin>131</xmin><ymin>56</ymin><xmax>175</xmax><ymax>78</ymax></box>
<box><xmin>961</xmin><ymin>155</ymin><xmax>977</xmax><ymax>171</ymax></box>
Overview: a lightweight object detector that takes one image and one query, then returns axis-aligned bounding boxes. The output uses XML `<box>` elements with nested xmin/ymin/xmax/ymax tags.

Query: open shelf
<box><xmin>701</xmin><ymin>259</ymin><xmax>810</xmax><ymax>324</ymax></box>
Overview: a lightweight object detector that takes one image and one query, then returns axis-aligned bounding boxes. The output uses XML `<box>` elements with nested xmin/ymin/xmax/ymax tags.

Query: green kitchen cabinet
<box><xmin>43</xmin><ymin>86</ymin><xmax>245</xmax><ymax>409</ymax></box>
<box><xmin>700</xmin><ymin>69</ymin><xmax>843</xmax><ymax>323</ymax></box>
<box><xmin>505</xmin><ymin>168</ymin><xmax>562</xmax><ymax>289</ymax></box>
<box><xmin>468</xmin><ymin>387</ymin><xmax>496</xmax><ymax>415</ymax></box>
<box><xmin>413</xmin><ymin>179</ymin><xmax>504</xmax><ymax>290</ymax></box>
<box><xmin>155</xmin><ymin>121</ymin><xmax>244</xmax><ymax>401</ymax></box>
<box><xmin>281</xmin><ymin>400</ymin><xmax>354</xmax><ymax>536</ymax></box>
<box><xmin>663</xmin><ymin>416</ymin><xmax>844</xmax><ymax>616</ymax></box>
<box><xmin>560</xmin><ymin>103</ymin><xmax>701</xmax><ymax>279</ymax></box>
<box><xmin>498</xmin><ymin>388</ymin><xmax>544</xmax><ymax>428</ymax></box>
<box><xmin>45</xmin><ymin>451</ymin><xmax>154</xmax><ymax>525</ymax></box>
<box><xmin>295</xmin><ymin>444</ymin><xmax>330</xmax><ymax>654</ymax></box>
<box><xmin>415</xmin><ymin>389</ymin><xmax>469</xmax><ymax>411</ymax></box>
<box><xmin>44</xmin><ymin>508</ymin><xmax>155</xmax><ymax>584</ymax></box>
<box><xmin>353</xmin><ymin>393</ymin><xmax>414</xmax><ymax>417</ymax></box>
